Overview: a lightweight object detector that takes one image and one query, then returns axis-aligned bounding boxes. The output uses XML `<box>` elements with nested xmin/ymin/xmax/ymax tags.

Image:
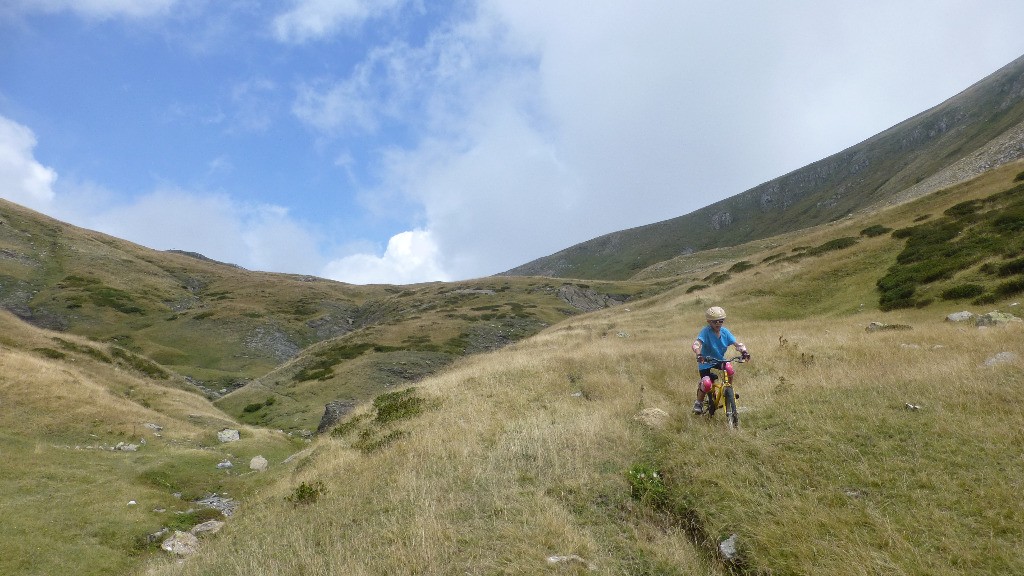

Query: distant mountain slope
<box><xmin>0</xmin><ymin>199</ymin><xmax>663</xmax><ymax>431</ymax></box>
<box><xmin>502</xmin><ymin>53</ymin><xmax>1024</xmax><ymax>280</ymax></box>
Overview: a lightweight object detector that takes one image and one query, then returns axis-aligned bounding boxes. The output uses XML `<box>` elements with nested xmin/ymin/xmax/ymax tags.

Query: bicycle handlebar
<box><xmin>698</xmin><ymin>355</ymin><xmax>747</xmax><ymax>364</ymax></box>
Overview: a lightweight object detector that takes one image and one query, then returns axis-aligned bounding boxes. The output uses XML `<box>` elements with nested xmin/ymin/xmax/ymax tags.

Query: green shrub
<box><xmin>354</xmin><ymin>430</ymin><xmax>408</xmax><ymax>454</ymax></box>
<box><xmin>1014</xmin><ymin>170</ymin><xmax>1024</xmax><ymax>182</ymax></box>
<box><xmin>34</xmin><ymin>348</ymin><xmax>66</xmax><ymax>360</ymax></box>
<box><xmin>860</xmin><ymin>224</ymin><xmax>893</xmax><ymax>238</ymax></box>
<box><xmin>373</xmin><ymin>388</ymin><xmax>424</xmax><ymax>424</ymax></box>
<box><xmin>627</xmin><ymin>463</ymin><xmax>668</xmax><ymax>508</ymax></box>
<box><xmin>940</xmin><ymin>284</ymin><xmax>986</xmax><ymax>300</ymax></box>
<box><xmin>165</xmin><ymin>507</ymin><xmax>223</xmax><ymax>532</ymax></box>
<box><xmin>728</xmin><ymin>261</ymin><xmax>755</xmax><ymax>273</ymax></box>
<box><xmin>111</xmin><ymin>347</ymin><xmax>168</xmax><ymax>379</ymax></box>
<box><xmin>286</xmin><ymin>481</ymin><xmax>326</xmax><ymax>506</ymax></box>
<box><xmin>807</xmin><ymin>237</ymin><xmax>858</xmax><ymax>255</ymax></box>
<box><xmin>997</xmin><ymin>257</ymin><xmax>1024</xmax><ymax>277</ymax></box>
<box><xmin>686</xmin><ymin>284</ymin><xmax>709</xmax><ymax>293</ymax></box>
<box><xmin>995</xmin><ymin>276</ymin><xmax>1024</xmax><ymax>297</ymax></box>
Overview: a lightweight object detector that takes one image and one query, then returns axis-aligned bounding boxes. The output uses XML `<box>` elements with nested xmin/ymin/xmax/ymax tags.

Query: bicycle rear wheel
<box><xmin>724</xmin><ymin>387</ymin><xmax>739</xmax><ymax>429</ymax></box>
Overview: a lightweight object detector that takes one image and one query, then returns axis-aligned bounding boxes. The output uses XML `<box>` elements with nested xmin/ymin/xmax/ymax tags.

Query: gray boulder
<box><xmin>975</xmin><ymin>311</ymin><xmax>1022</xmax><ymax>327</ymax></box>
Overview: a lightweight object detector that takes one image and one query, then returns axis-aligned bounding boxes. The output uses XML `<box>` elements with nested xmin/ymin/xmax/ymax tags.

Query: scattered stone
<box><xmin>975</xmin><ymin>311</ymin><xmax>1022</xmax><ymax>327</ymax></box>
<box><xmin>546</xmin><ymin>555</ymin><xmax>594</xmax><ymax>570</ymax></box>
<box><xmin>144</xmin><ymin>422</ymin><xmax>164</xmax><ymax>431</ymax></box>
<box><xmin>719</xmin><ymin>534</ymin><xmax>739</xmax><ymax>562</ymax></box>
<box><xmin>216</xmin><ymin>460</ymin><xmax>233</xmax><ymax>469</ymax></box>
<box><xmin>127</xmin><ymin>500</ymin><xmax>137</xmax><ymax>506</ymax></box>
<box><xmin>866</xmin><ymin>322</ymin><xmax>912</xmax><ymax>332</ymax></box>
<box><xmin>115</xmin><ymin>442</ymin><xmax>139</xmax><ymax>452</ymax></box>
<box><xmin>217</xmin><ymin>429</ymin><xmax>240</xmax><ymax>443</ymax></box>
<box><xmin>983</xmin><ymin>352</ymin><xmax>1018</xmax><ymax>367</ymax></box>
<box><xmin>161</xmin><ymin>531</ymin><xmax>199</xmax><ymax>556</ymax></box>
<box><xmin>634</xmin><ymin>407</ymin><xmax>669</xmax><ymax>428</ymax></box>
<box><xmin>196</xmin><ymin>494</ymin><xmax>237</xmax><ymax>516</ymax></box>
<box><xmin>190</xmin><ymin>520</ymin><xmax>225</xmax><ymax>536</ymax></box>
<box><xmin>945</xmin><ymin>311</ymin><xmax>975</xmax><ymax>322</ymax></box>
<box><xmin>249</xmin><ymin>455</ymin><xmax>268</xmax><ymax>472</ymax></box>
<box><xmin>905</xmin><ymin>403</ymin><xmax>921</xmax><ymax>411</ymax></box>
<box><xmin>843</xmin><ymin>488</ymin><xmax>866</xmax><ymax>499</ymax></box>
<box><xmin>147</xmin><ymin>527</ymin><xmax>169</xmax><ymax>544</ymax></box>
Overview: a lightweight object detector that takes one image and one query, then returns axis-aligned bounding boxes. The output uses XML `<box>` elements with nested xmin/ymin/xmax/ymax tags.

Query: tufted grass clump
<box><xmin>286</xmin><ymin>481</ymin><xmax>325</xmax><ymax>507</ymax></box>
<box><xmin>627</xmin><ymin>462</ymin><xmax>668</xmax><ymax>508</ymax></box>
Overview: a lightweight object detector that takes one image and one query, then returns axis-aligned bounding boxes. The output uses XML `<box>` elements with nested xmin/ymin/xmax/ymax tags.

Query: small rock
<box><xmin>867</xmin><ymin>322</ymin><xmax>912</xmax><ymax>332</ymax></box>
<box><xmin>945</xmin><ymin>311</ymin><xmax>975</xmax><ymax>322</ymax></box>
<box><xmin>216</xmin><ymin>460</ymin><xmax>233</xmax><ymax>469</ymax></box>
<box><xmin>983</xmin><ymin>352</ymin><xmax>1018</xmax><ymax>367</ymax></box>
<box><xmin>719</xmin><ymin>534</ymin><xmax>739</xmax><ymax>561</ymax></box>
<box><xmin>127</xmin><ymin>500</ymin><xmax>137</xmax><ymax>506</ymax></box>
<box><xmin>905</xmin><ymin>403</ymin><xmax>921</xmax><ymax>411</ymax></box>
<box><xmin>546</xmin><ymin>555</ymin><xmax>594</xmax><ymax>570</ymax></box>
<box><xmin>191</xmin><ymin>520</ymin><xmax>225</xmax><ymax>536</ymax></box>
<box><xmin>249</xmin><ymin>455</ymin><xmax>268</xmax><ymax>472</ymax></box>
<box><xmin>144</xmin><ymin>422</ymin><xmax>164</xmax><ymax>431</ymax></box>
<box><xmin>217</xmin><ymin>429</ymin><xmax>240</xmax><ymax>443</ymax></box>
<box><xmin>161</xmin><ymin>531</ymin><xmax>199</xmax><ymax>556</ymax></box>
<box><xmin>634</xmin><ymin>407</ymin><xmax>669</xmax><ymax>428</ymax></box>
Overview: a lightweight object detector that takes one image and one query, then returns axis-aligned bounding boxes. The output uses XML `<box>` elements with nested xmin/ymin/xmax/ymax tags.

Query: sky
<box><xmin>2</xmin><ymin>1</ymin><xmax>1024</xmax><ymax>285</ymax></box>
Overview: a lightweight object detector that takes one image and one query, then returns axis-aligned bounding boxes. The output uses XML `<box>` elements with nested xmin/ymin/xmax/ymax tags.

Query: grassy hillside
<box><xmin>135</xmin><ymin>167</ymin><xmax>1023</xmax><ymax>575</ymax></box>
<box><xmin>503</xmin><ymin>54</ymin><xmax>1024</xmax><ymax>280</ymax></box>
<box><xmin>0</xmin><ymin>310</ymin><xmax>303</xmax><ymax>576</ymax></box>
<box><xmin>1</xmin><ymin>158</ymin><xmax>1023</xmax><ymax>573</ymax></box>
<box><xmin>0</xmin><ymin>199</ymin><xmax>667</xmax><ymax>431</ymax></box>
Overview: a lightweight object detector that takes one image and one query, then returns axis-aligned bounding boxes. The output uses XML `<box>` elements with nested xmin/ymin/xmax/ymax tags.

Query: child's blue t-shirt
<box><xmin>696</xmin><ymin>325</ymin><xmax>737</xmax><ymax>369</ymax></box>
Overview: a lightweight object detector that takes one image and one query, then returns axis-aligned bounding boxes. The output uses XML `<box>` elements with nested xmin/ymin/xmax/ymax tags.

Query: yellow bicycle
<box><xmin>700</xmin><ymin>355</ymin><xmax>746</xmax><ymax>429</ymax></box>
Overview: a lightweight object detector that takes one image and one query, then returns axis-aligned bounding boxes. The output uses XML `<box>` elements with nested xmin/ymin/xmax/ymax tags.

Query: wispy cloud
<box><xmin>271</xmin><ymin>0</ymin><xmax>408</xmax><ymax>44</ymax></box>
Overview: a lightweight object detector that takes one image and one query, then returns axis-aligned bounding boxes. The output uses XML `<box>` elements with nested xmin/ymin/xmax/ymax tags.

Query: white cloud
<box><xmin>272</xmin><ymin>0</ymin><xmax>407</xmax><ymax>44</ymax></box>
<box><xmin>0</xmin><ymin>116</ymin><xmax>57</xmax><ymax>211</ymax></box>
<box><xmin>321</xmin><ymin>229</ymin><xmax>450</xmax><ymax>284</ymax></box>
<box><xmin>82</xmin><ymin>189</ymin><xmax>325</xmax><ymax>274</ymax></box>
<box><xmin>6</xmin><ymin>0</ymin><xmax>178</xmax><ymax>19</ymax></box>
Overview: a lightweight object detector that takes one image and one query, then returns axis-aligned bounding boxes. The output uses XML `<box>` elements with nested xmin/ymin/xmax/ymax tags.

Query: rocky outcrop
<box><xmin>316</xmin><ymin>400</ymin><xmax>356</xmax><ymax>434</ymax></box>
<box><xmin>558</xmin><ymin>284</ymin><xmax>625</xmax><ymax>312</ymax></box>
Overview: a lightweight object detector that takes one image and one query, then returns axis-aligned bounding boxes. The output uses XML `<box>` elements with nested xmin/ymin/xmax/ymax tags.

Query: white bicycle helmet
<box><xmin>705</xmin><ymin>306</ymin><xmax>727</xmax><ymax>321</ymax></box>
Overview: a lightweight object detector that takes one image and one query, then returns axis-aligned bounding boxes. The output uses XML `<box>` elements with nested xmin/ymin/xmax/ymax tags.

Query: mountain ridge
<box><xmin>501</xmin><ymin>53</ymin><xmax>1024</xmax><ymax>280</ymax></box>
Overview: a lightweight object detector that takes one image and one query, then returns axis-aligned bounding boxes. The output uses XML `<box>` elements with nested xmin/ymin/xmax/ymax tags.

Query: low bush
<box><xmin>860</xmin><ymin>224</ymin><xmax>893</xmax><ymax>237</ymax></box>
<box><xmin>286</xmin><ymin>481</ymin><xmax>326</xmax><ymax>506</ymax></box>
<box><xmin>627</xmin><ymin>463</ymin><xmax>668</xmax><ymax>508</ymax></box>
<box><xmin>940</xmin><ymin>284</ymin><xmax>986</xmax><ymax>300</ymax></box>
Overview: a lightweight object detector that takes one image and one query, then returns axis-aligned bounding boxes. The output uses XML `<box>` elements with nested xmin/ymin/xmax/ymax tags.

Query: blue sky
<box><xmin>2</xmin><ymin>1</ymin><xmax>1024</xmax><ymax>284</ymax></box>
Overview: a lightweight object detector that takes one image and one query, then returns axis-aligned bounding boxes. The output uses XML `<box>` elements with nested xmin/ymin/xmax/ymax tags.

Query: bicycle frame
<box><xmin>703</xmin><ymin>355</ymin><xmax>745</xmax><ymax>429</ymax></box>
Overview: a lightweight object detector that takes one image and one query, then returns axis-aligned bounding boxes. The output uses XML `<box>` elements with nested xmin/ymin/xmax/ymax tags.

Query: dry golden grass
<box><xmin>142</xmin><ymin>272</ymin><xmax>1024</xmax><ymax>575</ymax></box>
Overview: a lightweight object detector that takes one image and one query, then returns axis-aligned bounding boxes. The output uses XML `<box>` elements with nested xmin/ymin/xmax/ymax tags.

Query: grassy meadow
<box><xmin>138</xmin><ymin>163</ymin><xmax>1024</xmax><ymax>576</ymax></box>
<box><xmin>139</xmin><ymin>287</ymin><xmax>1024</xmax><ymax>575</ymax></box>
<box><xmin>1</xmin><ymin>163</ymin><xmax>1022</xmax><ymax>574</ymax></box>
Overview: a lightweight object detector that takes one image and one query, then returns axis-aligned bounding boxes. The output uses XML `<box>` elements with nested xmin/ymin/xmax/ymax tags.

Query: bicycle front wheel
<box><xmin>724</xmin><ymin>387</ymin><xmax>738</xmax><ymax>429</ymax></box>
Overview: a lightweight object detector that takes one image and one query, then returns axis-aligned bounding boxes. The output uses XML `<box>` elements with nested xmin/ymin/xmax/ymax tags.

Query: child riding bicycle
<box><xmin>691</xmin><ymin>306</ymin><xmax>750</xmax><ymax>414</ymax></box>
